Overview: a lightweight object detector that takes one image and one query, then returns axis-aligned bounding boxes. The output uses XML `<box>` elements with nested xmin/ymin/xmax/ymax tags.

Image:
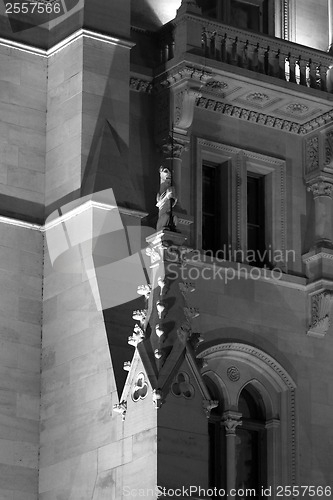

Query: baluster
<box><xmin>257</xmin><ymin>45</ymin><xmax>266</xmax><ymax>74</ymax></box>
<box><xmin>246</xmin><ymin>42</ymin><xmax>255</xmax><ymax>70</ymax></box>
<box><xmin>309</xmin><ymin>59</ymin><xmax>317</xmax><ymax>88</ymax></box>
<box><xmin>169</xmin><ymin>40</ymin><xmax>175</xmax><ymax>60</ymax></box>
<box><xmin>241</xmin><ymin>40</ymin><xmax>249</xmax><ymax>69</ymax></box>
<box><xmin>269</xmin><ymin>48</ymin><xmax>280</xmax><ymax>78</ymax></box>
<box><xmin>215</xmin><ymin>34</ymin><xmax>221</xmax><ymax>61</ymax></box>
<box><xmin>231</xmin><ymin>37</ymin><xmax>238</xmax><ymax>65</ymax></box>
<box><xmin>164</xmin><ymin>43</ymin><xmax>169</xmax><ymax>62</ymax></box>
<box><xmin>299</xmin><ymin>57</ymin><xmax>307</xmax><ymax>86</ymax></box>
<box><xmin>202</xmin><ymin>30</ymin><xmax>208</xmax><ymax>57</ymax></box>
<box><xmin>221</xmin><ymin>34</ymin><xmax>227</xmax><ymax>62</ymax></box>
<box><xmin>252</xmin><ymin>43</ymin><xmax>259</xmax><ymax>71</ymax></box>
<box><xmin>288</xmin><ymin>53</ymin><xmax>297</xmax><ymax>83</ymax></box>
<box><xmin>266</xmin><ymin>46</ymin><xmax>277</xmax><ymax>76</ymax></box>
<box><xmin>319</xmin><ymin>64</ymin><xmax>328</xmax><ymax>91</ymax></box>
<box><xmin>225</xmin><ymin>36</ymin><xmax>233</xmax><ymax>64</ymax></box>
<box><xmin>278</xmin><ymin>50</ymin><xmax>286</xmax><ymax>80</ymax></box>
<box><xmin>210</xmin><ymin>31</ymin><xmax>217</xmax><ymax>59</ymax></box>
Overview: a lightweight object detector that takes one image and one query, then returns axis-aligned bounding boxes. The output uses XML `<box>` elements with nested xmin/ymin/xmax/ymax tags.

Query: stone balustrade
<box><xmin>158</xmin><ymin>15</ymin><xmax>333</xmax><ymax>93</ymax></box>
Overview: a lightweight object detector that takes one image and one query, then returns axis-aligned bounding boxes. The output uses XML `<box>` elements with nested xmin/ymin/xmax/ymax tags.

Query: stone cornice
<box><xmin>0</xmin><ymin>28</ymin><xmax>135</xmax><ymax>58</ymax></box>
<box><xmin>196</xmin><ymin>96</ymin><xmax>333</xmax><ymax>135</ymax></box>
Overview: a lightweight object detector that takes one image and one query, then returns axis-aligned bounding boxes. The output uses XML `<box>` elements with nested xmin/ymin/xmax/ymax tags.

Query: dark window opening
<box><xmin>247</xmin><ymin>173</ymin><xmax>266</xmax><ymax>266</ymax></box>
<box><xmin>198</xmin><ymin>0</ymin><xmax>269</xmax><ymax>34</ymax></box>
<box><xmin>202</xmin><ymin>164</ymin><xmax>219</xmax><ymax>253</ymax></box>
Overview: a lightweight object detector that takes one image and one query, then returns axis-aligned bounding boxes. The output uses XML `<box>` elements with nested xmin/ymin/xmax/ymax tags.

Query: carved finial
<box><xmin>137</xmin><ymin>284</ymin><xmax>152</xmax><ymax>300</ymax></box>
<box><xmin>132</xmin><ymin>310</ymin><xmax>147</xmax><ymax>326</ymax></box>
<box><xmin>156</xmin><ymin>300</ymin><xmax>166</xmax><ymax>319</ymax></box>
<box><xmin>152</xmin><ymin>389</ymin><xmax>164</xmax><ymax>409</ymax></box>
<box><xmin>156</xmin><ymin>166</ymin><xmax>178</xmax><ymax>231</ymax></box>
<box><xmin>123</xmin><ymin>361</ymin><xmax>131</xmax><ymax>371</ymax></box>
<box><xmin>113</xmin><ymin>401</ymin><xmax>127</xmax><ymax>421</ymax></box>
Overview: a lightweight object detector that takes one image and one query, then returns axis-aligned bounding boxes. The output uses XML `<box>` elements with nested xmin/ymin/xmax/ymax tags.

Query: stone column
<box><xmin>307</xmin><ymin>179</ymin><xmax>333</xmax><ymax>246</ymax></box>
<box><xmin>222</xmin><ymin>411</ymin><xmax>242</xmax><ymax>495</ymax></box>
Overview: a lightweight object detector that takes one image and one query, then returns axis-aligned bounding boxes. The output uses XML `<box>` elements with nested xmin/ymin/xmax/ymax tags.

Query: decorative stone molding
<box><xmin>132</xmin><ymin>373</ymin><xmax>149</xmax><ymax>401</ymax></box>
<box><xmin>184</xmin><ymin>307</ymin><xmax>200</xmax><ymax>320</ymax></box>
<box><xmin>308</xmin><ymin>289</ymin><xmax>333</xmax><ymax>337</ymax></box>
<box><xmin>129</xmin><ymin>77</ymin><xmax>153</xmax><ymax>94</ymax></box>
<box><xmin>203</xmin><ymin>399</ymin><xmax>219</xmax><ymax>418</ymax></box>
<box><xmin>196</xmin><ymin>97</ymin><xmax>333</xmax><ymax>135</ymax></box>
<box><xmin>161</xmin><ymin>136</ymin><xmax>188</xmax><ymax>160</ymax></box>
<box><xmin>171</xmin><ymin>372</ymin><xmax>195</xmax><ymax>399</ymax></box>
<box><xmin>227</xmin><ymin>366</ymin><xmax>240</xmax><ymax>382</ymax></box>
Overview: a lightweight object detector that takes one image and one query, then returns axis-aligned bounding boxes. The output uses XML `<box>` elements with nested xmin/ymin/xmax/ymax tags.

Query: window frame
<box><xmin>196</xmin><ymin>138</ymin><xmax>287</xmax><ymax>271</ymax></box>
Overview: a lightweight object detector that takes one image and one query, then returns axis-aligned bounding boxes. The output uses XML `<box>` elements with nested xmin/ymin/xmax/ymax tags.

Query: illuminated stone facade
<box><xmin>0</xmin><ymin>0</ymin><xmax>332</xmax><ymax>498</ymax></box>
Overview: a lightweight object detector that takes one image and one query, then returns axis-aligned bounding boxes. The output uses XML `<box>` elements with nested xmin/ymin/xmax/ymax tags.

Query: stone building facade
<box><xmin>0</xmin><ymin>0</ymin><xmax>332</xmax><ymax>498</ymax></box>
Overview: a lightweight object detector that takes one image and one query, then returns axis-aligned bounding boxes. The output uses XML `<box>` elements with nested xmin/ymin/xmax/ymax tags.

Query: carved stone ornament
<box><xmin>128</xmin><ymin>324</ymin><xmax>145</xmax><ymax>347</ymax></box>
<box><xmin>113</xmin><ymin>401</ymin><xmax>127</xmax><ymax>421</ymax></box>
<box><xmin>206</xmin><ymin>80</ymin><xmax>228</xmax><ymax>93</ymax></box>
<box><xmin>227</xmin><ymin>366</ymin><xmax>240</xmax><ymax>382</ymax></box>
<box><xmin>146</xmin><ymin>246</ymin><xmax>161</xmax><ymax>265</ymax></box>
<box><xmin>129</xmin><ymin>77</ymin><xmax>153</xmax><ymax>94</ymax></box>
<box><xmin>305</xmin><ymin>136</ymin><xmax>319</xmax><ymax>176</ymax></box>
<box><xmin>171</xmin><ymin>372</ymin><xmax>195</xmax><ymax>399</ymax></box>
<box><xmin>174</xmin><ymin>88</ymin><xmax>201</xmax><ymax>130</ymax></box>
<box><xmin>308</xmin><ymin>289</ymin><xmax>333</xmax><ymax>337</ymax></box>
<box><xmin>307</xmin><ymin>180</ymin><xmax>333</xmax><ymax>198</ymax></box>
<box><xmin>222</xmin><ymin>412</ymin><xmax>242</xmax><ymax>435</ymax></box>
<box><xmin>132</xmin><ymin>373</ymin><xmax>148</xmax><ymax>402</ymax></box>
<box><xmin>285</xmin><ymin>103</ymin><xmax>309</xmax><ymax>114</ymax></box>
<box><xmin>137</xmin><ymin>284</ymin><xmax>152</xmax><ymax>300</ymax></box>
<box><xmin>203</xmin><ymin>399</ymin><xmax>219</xmax><ymax>418</ymax></box>
<box><xmin>132</xmin><ymin>310</ymin><xmax>147</xmax><ymax>326</ymax></box>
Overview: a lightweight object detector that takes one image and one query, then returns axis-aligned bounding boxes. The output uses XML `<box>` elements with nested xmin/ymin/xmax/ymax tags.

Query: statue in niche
<box><xmin>156</xmin><ymin>166</ymin><xmax>178</xmax><ymax>231</ymax></box>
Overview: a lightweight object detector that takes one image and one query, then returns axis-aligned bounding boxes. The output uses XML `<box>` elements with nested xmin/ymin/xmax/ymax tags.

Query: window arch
<box><xmin>199</xmin><ymin>342</ymin><xmax>297</xmax><ymax>497</ymax></box>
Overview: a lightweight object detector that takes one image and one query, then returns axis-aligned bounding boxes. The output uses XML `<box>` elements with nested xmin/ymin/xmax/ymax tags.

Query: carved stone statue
<box><xmin>156</xmin><ymin>166</ymin><xmax>178</xmax><ymax>231</ymax></box>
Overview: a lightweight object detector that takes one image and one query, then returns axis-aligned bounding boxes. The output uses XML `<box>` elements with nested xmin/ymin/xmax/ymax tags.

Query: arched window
<box><xmin>200</xmin><ymin>343</ymin><xmax>297</xmax><ymax>497</ymax></box>
<box><xmin>236</xmin><ymin>386</ymin><xmax>267</xmax><ymax>497</ymax></box>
